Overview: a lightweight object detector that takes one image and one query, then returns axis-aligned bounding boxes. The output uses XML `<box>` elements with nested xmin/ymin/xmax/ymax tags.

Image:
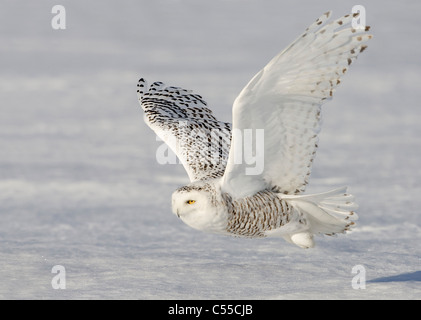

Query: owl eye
<box><xmin>186</xmin><ymin>200</ymin><xmax>196</xmax><ymax>205</ymax></box>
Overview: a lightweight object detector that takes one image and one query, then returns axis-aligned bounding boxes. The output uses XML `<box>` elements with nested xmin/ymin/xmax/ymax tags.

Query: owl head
<box><xmin>171</xmin><ymin>182</ymin><xmax>227</xmax><ymax>234</ymax></box>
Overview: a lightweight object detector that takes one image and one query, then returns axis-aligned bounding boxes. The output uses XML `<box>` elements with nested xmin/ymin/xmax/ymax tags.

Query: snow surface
<box><xmin>0</xmin><ymin>0</ymin><xmax>420</xmax><ymax>299</ymax></box>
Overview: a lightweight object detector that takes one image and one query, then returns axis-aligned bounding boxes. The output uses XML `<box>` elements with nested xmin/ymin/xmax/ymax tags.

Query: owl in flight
<box><xmin>136</xmin><ymin>11</ymin><xmax>371</xmax><ymax>248</ymax></box>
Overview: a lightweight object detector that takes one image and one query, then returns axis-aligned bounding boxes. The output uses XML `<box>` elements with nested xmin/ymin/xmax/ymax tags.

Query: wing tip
<box><xmin>137</xmin><ymin>78</ymin><xmax>148</xmax><ymax>100</ymax></box>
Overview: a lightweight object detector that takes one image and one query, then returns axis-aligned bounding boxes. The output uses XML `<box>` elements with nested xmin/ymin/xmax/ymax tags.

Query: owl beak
<box><xmin>176</xmin><ymin>209</ymin><xmax>180</xmax><ymax>218</ymax></box>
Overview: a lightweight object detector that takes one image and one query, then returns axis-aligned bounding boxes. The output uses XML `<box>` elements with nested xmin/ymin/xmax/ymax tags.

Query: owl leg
<box><xmin>290</xmin><ymin>232</ymin><xmax>315</xmax><ymax>249</ymax></box>
<box><xmin>281</xmin><ymin>233</ymin><xmax>314</xmax><ymax>248</ymax></box>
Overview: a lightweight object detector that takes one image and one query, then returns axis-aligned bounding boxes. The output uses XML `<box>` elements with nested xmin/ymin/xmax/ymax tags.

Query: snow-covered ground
<box><xmin>0</xmin><ymin>0</ymin><xmax>420</xmax><ymax>299</ymax></box>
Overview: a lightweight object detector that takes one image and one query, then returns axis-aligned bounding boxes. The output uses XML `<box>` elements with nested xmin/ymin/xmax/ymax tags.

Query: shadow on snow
<box><xmin>369</xmin><ymin>271</ymin><xmax>421</xmax><ymax>283</ymax></box>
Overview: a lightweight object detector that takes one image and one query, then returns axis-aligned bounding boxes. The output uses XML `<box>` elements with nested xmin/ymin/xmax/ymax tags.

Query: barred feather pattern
<box><xmin>224</xmin><ymin>190</ymin><xmax>297</xmax><ymax>238</ymax></box>
<box><xmin>137</xmin><ymin>79</ymin><xmax>232</xmax><ymax>181</ymax></box>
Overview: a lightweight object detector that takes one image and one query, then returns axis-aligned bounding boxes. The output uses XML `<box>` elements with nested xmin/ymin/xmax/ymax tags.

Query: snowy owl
<box><xmin>136</xmin><ymin>11</ymin><xmax>372</xmax><ymax>248</ymax></box>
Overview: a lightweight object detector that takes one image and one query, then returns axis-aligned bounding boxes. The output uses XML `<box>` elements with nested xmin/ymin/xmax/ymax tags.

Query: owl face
<box><xmin>171</xmin><ymin>185</ymin><xmax>227</xmax><ymax>234</ymax></box>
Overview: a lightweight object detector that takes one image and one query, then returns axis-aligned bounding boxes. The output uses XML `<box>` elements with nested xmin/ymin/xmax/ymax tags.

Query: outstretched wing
<box><xmin>221</xmin><ymin>11</ymin><xmax>372</xmax><ymax>198</ymax></box>
<box><xmin>137</xmin><ymin>79</ymin><xmax>232</xmax><ymax>182</ymax></box>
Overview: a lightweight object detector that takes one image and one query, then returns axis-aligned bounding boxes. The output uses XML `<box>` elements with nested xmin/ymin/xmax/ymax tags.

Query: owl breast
<box><xmin>223</xmin><ymin>190</ymin><xmax>293</xmax><ymax>238</ymax></box>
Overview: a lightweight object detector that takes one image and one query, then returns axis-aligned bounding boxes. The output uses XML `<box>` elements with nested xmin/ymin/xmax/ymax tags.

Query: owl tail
<box><xmin>281</xmin><ymin>187</ymin><xmax>358</xmax><ymax>248</ymax></box>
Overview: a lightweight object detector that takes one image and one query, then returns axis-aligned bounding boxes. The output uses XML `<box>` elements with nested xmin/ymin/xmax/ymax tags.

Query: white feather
<box><xmin>137</xmin><ymin>10</ymin><xmax>372</xmax><ymax>248</ymax></box>
<box><xmin>221</xmin><ymin>11</ymin><xmax>372</xmax><ymax>198</ymax></box>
